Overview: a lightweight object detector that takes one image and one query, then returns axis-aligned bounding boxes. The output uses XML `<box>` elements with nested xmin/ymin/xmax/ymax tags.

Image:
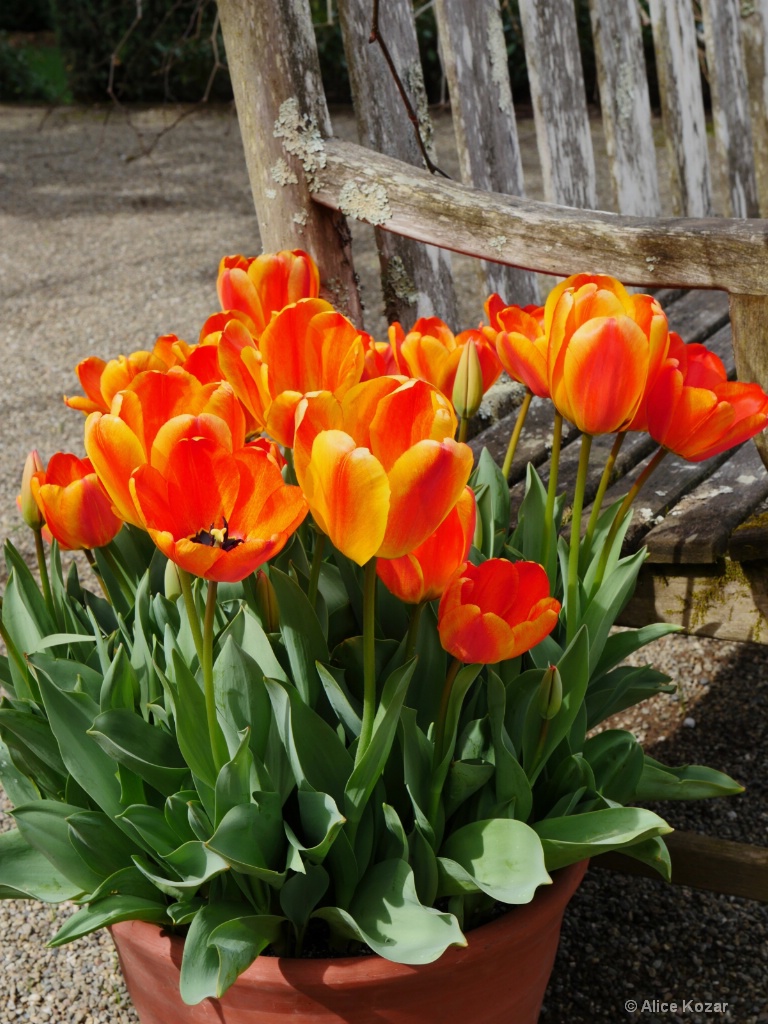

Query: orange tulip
<box><xmin>218</xmin><ymin>298</ymin><xmax>368</xmax><ymax>447</ymax></box>
<box><xmin>545</xmin><ymin>274</ymin><xmax>669</xmax><ymax>435</ymax></box>
<box><xmin>646</xmin><ymin>337</ymin><xmax>768</xmax><ymax>462</ymax></box>
<box><xmin>376</xmin><ymin>486</ymin><xmax>476</xmax><ymax>604</ymax></box>
<box><xmin>490</xmin><ymin>305</ymin><xmax>550</xmax><ymax>399</ymax></box>
<box><xmin>130</xmin><ymin>436</ymin><xmax>307</xmax><ymax>583</ymax></box>
<box><xmin>217</xmin><ymin>250</ymin><xmax>320</xmax><ymax>335</ymax></box>
<box><xmin>484</xmin><ymin>293</ymin><xmax>544</xmax><ymax>333</ymax></box>
<box><xmin>84</xmin><ymin>368</ymin><xmax>246</xmax><ymax>528</ymax></box>
<box><xmin>293</xmin><ymin>377</ymin><xmax>474</xmax><ymax>565</ymax></box>
<box><xmin>437</xmin><ymin>559</ymin><xmax>560</xmax><ymax>664</ymax></box>
<box><xmin>389</xmin><ymin>317</ymin><xmax>502</xmax><ymax>403</ymax></box>
<box><xmin>30</xmin><ymin>453</ymin><xmax>122</xmax><ymax>551</ymax></box>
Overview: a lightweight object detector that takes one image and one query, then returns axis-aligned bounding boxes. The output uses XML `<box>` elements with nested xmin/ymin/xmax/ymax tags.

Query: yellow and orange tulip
<box><xmin>376</xmin><ymin>486</ymin><xmax>476</xmax><ymax>604</ymax></box>
<box><xmin>130</xmin><ymin>435</ymin><xmax>307</xmax><ymax>583</ymax></box>
<box><xmin>437</xmin><ymin>559</ymin><xmax>560</xmax><ymax>664</ymax></box>
<box><xmin>491</xmin><ymin>304</ymin><xmax>550</xmax><ymax>399</ymax></box>
<box><xmin>216</xmin><ymin>249</ymin><xmax>320</xmax><ymax>335</ymax></box>
<box><xmin>293</xmin><ymin>377</ymin><xmax>474</xmax><ymax>565</ymax></box>
<box><xmin>30</xmin><ymin>453</ymin><xmax>122</xmax><ymax>551</ymax></box>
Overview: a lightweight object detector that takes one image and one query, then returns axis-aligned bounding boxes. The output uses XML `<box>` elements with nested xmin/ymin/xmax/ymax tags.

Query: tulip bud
<box><xmin>164</xmin><ymin>559</ymin><xmax>182</xmax><ymax>601</ymax></box>
<box><xmin>452</xmin><ymin>339</ymin><xmax>484</xmax><ymax>420</ymax></box>
<box><xmin>18</xmin><ymin>450</ymin><xmax>45</xmax><ymax>529</ymax></box>
<box><xmin>537</xmin><ymin>664</ymin><xmax>563</xmax><ymax>720</ymax></box>
<box><xmin>255</xmin><ymin>570</ymin><xmax>280</xmax><ymax>632</ymax></box>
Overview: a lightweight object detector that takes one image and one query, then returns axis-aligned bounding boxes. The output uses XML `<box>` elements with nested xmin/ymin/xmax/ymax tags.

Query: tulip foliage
<box><xmin>0</xmin><ymin>253</ymin><xmax>757</xmax><ymax>1004</ymax></box>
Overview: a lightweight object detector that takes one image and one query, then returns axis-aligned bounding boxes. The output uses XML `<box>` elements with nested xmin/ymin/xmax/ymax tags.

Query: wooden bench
<box><xmin>213</xmin><ymin>0</ymin><xmax>768</xmax><ymax>898</ymax></box>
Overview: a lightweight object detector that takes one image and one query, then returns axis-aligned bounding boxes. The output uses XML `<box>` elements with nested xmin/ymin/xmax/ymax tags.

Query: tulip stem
<box><xmin>356</xmin><ymin>558</ymin><xmax>378</xmax><ymax>765</ymax></box>
<box><xmin>566</xmin><ymin>433</ymin><xmax>593</xmax><ymax>646</ymax></box>
<box><xmin>203</xmin><ymin>579</ymin><xmax>228</xmax><ymax>773</ymax></box>
<box><xmin>178</xmin><ymin>567</ymin><xmax>205</xmax><ymax>668</ymax></box>
<box><xmin>307</xmin><ymin>530</ymin><xmax>326</xmax><ymax>609</ymax></box>
<box><xmin>428</xmin><ymin>656</ymin><xmax>463</xmax><ymax>827</ymax></box>
<box><xmin>33</xmin><ymin>528</ymin><xmax>54</xmax><ymax>616</ymax></box>
<box><xmin>584</xmin><ymin>432</ymin><xmax>626</xmax><ymax>551</ymax></box>
<box><xmin>458</xmin><ymin>416</ymin><xmax>469</xmax><ymax>444</ymax></box>
<box><xmin>542</xmin><ymin>412</ymin><xmax>564</xmax><ymax>574</ymax></box>
<box><xmin>502</xmin><ymin>390</ymin><xmax>533</xmax><ymax>480</ymax></box>
<box><xmin>404</xmin><ymin>600</ymin><xmax>425</xmax><ymax>662</ymax></box>
<box><xmin>593</xmin><ymin>447</ymin><xmax>669</xmax><ymax>590</ymax></box>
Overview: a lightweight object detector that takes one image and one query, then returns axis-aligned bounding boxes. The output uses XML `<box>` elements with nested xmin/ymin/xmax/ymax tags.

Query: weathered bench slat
<box><xmin>729</xmin><ymin>496</ymin><xmax>768</xmax><ymax>561</ymax></box>
<box><xmin>643</xmin><ymin>443</ymin><xmax>768</xmax><ymax>564</ymax></box>
<box><xmin>517</xmin><ymin>0</ymin><xmax>597</xmax><ymax>209</ymax></box>
<box><xmin>588</xmin><ymin>0</ymin><xmax>661</xmax><ymax>216</ymax></box>
<box><xmin>664</xmin><ymin>290</ymin><xmax>731</xmax><ymax>349</ymax></box>
<box><xmin>434</xmin><ymin>0</ymin><xmax>539</xmax><ymax>306</ymax></box>
<box><xmin>701</xmin><ymin>0</ymin><xmax>759</xmax><ymax>218</ymax></box>
<box><xmin>336</xmin><ymin>0</ymin><xmax>456</xmax><ymax>329</ymax></box>
<box><xmin>215</xmin><ymin>0</ymin><xmax>362</xmax><ymax>323</ymax></box>
<box><xmin>741</xmin><ymin>2</ymin><xmax>768</xmax><ymax>213</ymax></box>
<box><xmin>649</xmin><ymin>0</ymin><xmax>713</xmax><ymax>217</ymax></box>
<box><xmin>313</xmin><ymin>139</ymin><xmax>768</xmax><ymax>295</ymax></box>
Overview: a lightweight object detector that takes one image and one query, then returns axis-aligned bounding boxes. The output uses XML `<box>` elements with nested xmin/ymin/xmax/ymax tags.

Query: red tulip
<box><xmin>30</xmin><ymin>453</ymin><xmax>122</xmax><ymax>550</ymax></box>
<box><xmin>217</xmin><ymin>250</ymin><xmax>320</xmax><ymax>335</ymax></box>
<box><xmin>376</xmin><ymin>486</ymin><xmax>476</xmax><ymax>603</ymax></box>
<box><xmin>646</xmin><ymin>337</ymin><xmax>768</xmax><ymax>461</ymax></box>
<box><xmin>437</xmin><ymin>559</ymin><xmax>560</xmax><ymax>664</ymax></box>
<box><xmin>130</xmin><ymin>436</ymin><xmax>307</xmax><ymax>583</ymax></box>
<box><xmin>293</xmin><ymin>377</ymin><xmax>474</xmax><ymax>565</ymax></box>
<box><xmin>545</xmin><ymin>275</ymin><xmax>669</xmax><ymax>434</ymax></box>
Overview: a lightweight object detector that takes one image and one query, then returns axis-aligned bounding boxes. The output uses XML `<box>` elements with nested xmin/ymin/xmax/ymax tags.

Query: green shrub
<box><xmin>0</xmin><ymin>32</ymin><xmax>57</xmax><ymax>101</ymax></box>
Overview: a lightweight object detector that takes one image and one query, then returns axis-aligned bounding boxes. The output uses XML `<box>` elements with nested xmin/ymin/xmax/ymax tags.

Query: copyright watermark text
<box><xmin>625</xmin><ymin>999</ymin><xmax>730</xmax><ymax>1015</ymax></box>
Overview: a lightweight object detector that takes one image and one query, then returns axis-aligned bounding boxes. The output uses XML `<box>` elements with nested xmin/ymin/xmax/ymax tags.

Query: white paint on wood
<box><xmin>740</xmin><ymin>0</ymin><xmax>768</xmax><ymax>214</ymax></box>
<box><xmin>701</xmin><ymin>0</ymin><xmax>759</xmax><ymax>217</ymax></box>
<box><xmin>650</xmin><ymin>0</ymin><xmax>713</xmax><ymax>217</ymax></box>
<box><xmin>517</xmin><ymin>0</ymin><xmax>597</xmax><ymax>210</ymax></box>
<box><xmin>589</xmin><ymin>0</ymin><xmax>661</xmax><ymax>216</ymax></box>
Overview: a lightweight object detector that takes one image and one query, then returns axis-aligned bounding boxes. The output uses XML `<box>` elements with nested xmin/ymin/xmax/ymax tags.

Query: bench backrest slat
<box><xmin>701</xmin><ymin>0</ymin><xmax>759</xmax><ymax>217</ymax></box>
<box><xmin>589</xmin><ymin>0</ymin><xmax>661</xmax><ymax>216</ymax></box>
<box><xmin>649</xmin><ymin>0</ymin><xmax>713</xmax><ymax>216</ymax></box>
<box><xmin>741</xmin><ymin>1</ymin><xmax>768</xmax><ymax>213</ymax></box>
<box><xmin>434</xmin><ymin>0</ymin><xmax>539</xmax><ymax>304</ymax></box>
<box><xmin>337</xmin><ymin>0</ymin><xmax>457</xmax><ymax>330</ymax></box>
<box><xmin>518</xmin><ymin>0</ymin><xmax>597</xmax><ymax>210</ymax></box>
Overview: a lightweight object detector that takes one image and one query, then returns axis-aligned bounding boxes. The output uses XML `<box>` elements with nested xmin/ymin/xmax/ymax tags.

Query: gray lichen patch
<box><xmin>292</xmin><ymin>210</ymin><xmax>308</xmax><ymax>227</ymax></box>
<box><xmin>271</xmin><ymin>158</ymin><xmax>299</xmax><ymax>186</ymax></box>
<box><xmin>488</xmin><ymin>235</ymin><xmax>508</xmax><ymax>256</ymax></box>
<box><xmin>406</xmin><ymin>62</ymin><xmax>435</xmax><ymax>159</ymax></box>
<box><xmin>338</xmin><ymin>180</ymin><xmax>392</xmax><ymax>226</ymax></box>
<box><xmin>487</xmin><ymin>16</ymin><xmax>514</xmax><ymax>117</ymax></box>
<box><xmin>383</xmin><ymin>255</ymin><xmax>418</xmax><ymax>309</ymax></box>
<box><xmin>273</xmin><ymin>97</ymin><xmax>327</xmax><ymax>189</ymax></box>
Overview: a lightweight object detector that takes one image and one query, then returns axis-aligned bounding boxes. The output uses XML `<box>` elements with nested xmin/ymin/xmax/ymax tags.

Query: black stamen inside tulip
<box><xmin>191</xmin><ymin>517</ymin><xmax>243</xmax><ymax>551</ymax></box>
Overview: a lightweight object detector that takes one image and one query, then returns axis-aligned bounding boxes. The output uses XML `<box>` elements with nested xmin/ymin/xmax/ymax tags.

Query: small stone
<box><xmin>683</xmin><ymin>716</ymin><xmax>696</xmax><ymax>728</ymax></box>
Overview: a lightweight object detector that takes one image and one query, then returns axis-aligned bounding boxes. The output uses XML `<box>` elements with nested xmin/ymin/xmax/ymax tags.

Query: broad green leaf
<box><xmin>48</xmin><ymin>894</ymin><xmax>168</xmax><ymax>947</ymax></box>
<box><xmin>214</xmin><ymin>729</ymin><xmax>260</xmax><ymax>826</ymax></box>
<box><xmin>213</xmin><ymin>636</ymin><xmax>272</xmax><ymax>762</ymax></box>
<box><xmin>99</xmin><ymin>645</ymin><xmax>140</xmax><ymax>712</ymax></box>
<box><xmin>285</xmin><ymin>790</ymin><xmax>346</xmax><ymax>865</ymax></box>
<box><xmin>433</xmin><ymin>664</ymin><xmax>483</xmax><ymax>793</ymax></box>
<box><xmin>226</xmin><ymin>606</ymin><xmax>288</xmax><ymax>682</ymax></box>
<box><xmin>439</xmin><ymin>818</ymin><xmax>549</xmax><ymax>903</ymax></box>
<box><xmin>164</xmin><ymin>790</ymin><xmax>200</xmax><ymax>847</ymax></box>
<box><xmin>635</xmin><ymin>756</ymin><xmax>744</xmax><ymax>801</ymax></box>
<box><xmin>67</xmin><ymin>809</ymin><xmax>143</xmax><ymax>878</ymax></box>
<box><xmin>583</xmin><ymin>729</ymin><xmax>644</xmax><ymax>804</ymax></box>
<box><xmin>0</xmin><ymin>827</ymin><xmax>83</xmax><ymax>902</ymax></box>
<box><xmin>179</xmin><ymin>902</ymin><xmax>251</xmax><ymax>1005</ymax></box>
<box><xmin>208</xmin><ymin>915</ymin><xmax>286</xmax><ymax>996</ymax></box>
<box><xmin>317</xmin><ymin>858</ymin><xmax>466</xmax><ymax>963</ymax></box>
<box><xmin>486</xmin><ymin>672</ymin><xmax>532</xmax><ymax>821</ymax></box>
<box><xmin>206</xmin><ymin>802</ymin><xmax>285</xmax><ymax>885</ymax></box>
<box><xmin>133</xmin><ymin>841</ymin><xmax>230</xmax><ymax>895</ymax></box>
<box><xmin>280</xmin><ymin>864</ymin><xmax>329</xmax><ymax>936</ymax></box>
<box><xmin>316</xmin><ymin>661</ymin><xmax>362</xmax><ymax>738</ymax></box>
<box><xmin>444</xmin><ymin>759</ymin><xmax>495</xmax><ymax>819</ymax></box>
<box><xmin>89</xmin><ymin>708</ymin><xmax>189</xmax><ymax>796</ymax></box>
<box><xmin>12</xmin><ymin>801</ymin><xmax>105</xmax><ymax>892</ymax></box>
<box><xmin>270</xmin><ymin>567</ymin><xmax>329</xmax><ymax>704</ymax></box>
<box><xmin>593</xmin><ymin>622</ymin><xmax>683</xmax><ymax>678</ymax></box>
<box><xmin>581</xmin><ymin>548</ymin><xmax>647</xmax><ymax>672</ymax></box>
<box><xmin>399</xmin><ymin>706</ymin><xmax>432</xmax><ymax>821</ymax></box>
<box><xmin>0</xmin><ymin>705</ymin><xmax>66</xmax><ymax>776</ymax></box>
<box><xmin>534</xmin><ymin>807</ymin><xmax>672</xmax><ymax>870</ymax></box>
<box><xmin>86</xmin><ymin>865</ymin><xmax>164</xmax><ymax>902</ymax></box>
<box><xmin>611</xmin><ymin>835</ymin><xmax>672</xmax><ymax>881</ymax></box>
<box><xmin>585</xmin><ymin>664</ymin><xmax>675</xmax><ymax>729</ymax></box>
<box><xmin>29</xmin><ymin>651</ymin><xmax>104</xmax><ymax>703</ymax></box>
<box><xmin>0</xmin><ymin>735</ymin><xmax>39</xmax><ymax>805</ymax></box>
<box><xmin>170</xmin><ymin>649</ymin><xmax>219</xmax><ymax>789</ymax></box>
<box><xmin>119</xmin><ymin>803</ymin><xmax>182</xmax><ymax>857</ymax></box>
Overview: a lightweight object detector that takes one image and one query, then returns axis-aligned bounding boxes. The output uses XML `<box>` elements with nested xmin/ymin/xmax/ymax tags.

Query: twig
<box><xmin>368</xmin><ymin>0</ymin><xmax>450</xmax><ymax>179</ymax></box>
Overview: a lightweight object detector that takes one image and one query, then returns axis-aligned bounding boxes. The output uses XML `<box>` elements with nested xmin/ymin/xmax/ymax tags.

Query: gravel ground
<box><xmin>1</xmin><ymin>103</ymin><xmax>766</xmax><ymax>1024</ymax></box>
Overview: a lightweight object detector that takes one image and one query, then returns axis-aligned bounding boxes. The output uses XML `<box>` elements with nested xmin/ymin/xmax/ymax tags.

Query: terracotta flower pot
<box><xmin>109</xmin><ymin>860</ymin><xmax>588</xmax><ymax>1024</ymax></box>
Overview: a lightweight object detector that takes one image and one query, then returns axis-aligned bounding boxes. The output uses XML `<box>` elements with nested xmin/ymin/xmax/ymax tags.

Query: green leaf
<box><xmin>48</xmin><ymin>894</ymin><xmax>168</xmax><ymax>947</ymax></box>
<box><xmin>439</xmin><ymin>818</ymin><xmax>549</xmax><ymax>903</ymax></box>
<box><xmin>169</xmin><ymin>649</ymin><xmax>218</xmax><ymax>789</ymax></box>
<box><xmin>610</xmin><ymin>835</ymin><xmax>672</xmax><ymax>881</ymax></box>
<box><xmin>635</xmin><ymin>756</ymin><xmax>744</xmax><ymax>801</ymax></box>
<box><xmin>444</xmin><ymin>759</ymin><xmax>495</xmax><ymax>818</ymax></box>
<box><xmin>89</xmin><ymin>708</ymin><xmax>189</xmax><ymax>796</ymax></box>
<box><xmin>593</xmin><ymin>622</ymin><xmax>683</xmax><ymax>678</ymax></box>
<box><xmin>344</xmin><ymin>659</ymin><xmax>415</xmax><ymax>825</ymax></box>
<box><xmin>583</xmin><ymin>729</ymin><xmax>644</xmax><ymax>804</ymax></box>
<box><xmin>0</xmin><ymin>735</ymin><xmax>39</xmax><ymax>805</ymax></box>
<box><xmin>226</xmin><ymin>606</ymin><xmax>288</xmax><ymax>682</ymax></box>
<box><xmin>207</xmin><ymin>915</ymin><xmax>286</xmax><ymax>996</ymax></box>
<box><xmin>133</xmin><ymin>841</ymin><xmax>230</xmax><ymax>896</ymax></box>
<box><xmin>214</xmin><ymin>730</ymin><xmax>259</xmax><ymax>826</ymax></box>
<box><xmin>0</xmin><ymin>705</ymin><xmax>67</xmax><ymax>776</ymax></box>
<box><xmin>0</xmin><ymin>827</ymin><xmax>83</xmax><ymax>902</ymax></box>
<box><xmin>534</xmin><ymin>807</ymin><xmax>672</xmax><ymax>870</ymax></box>
<box><xmin>585</xmin><ymin>664</ymin><xmax>675</xmax><ymax>729</ymax></box>
<box><xmin>471</xmin><ymin>447</ymin><xmax>511</xmax><ymax>558</ymax></box>
<box><xmin>12</xmin><ymin>800</ymin><xmax>105</xmax><ymax>892</ymax></box>
<box><xmin>119</xmin><ymin>803</ymin><xmax>182</xmax><ymax>857</ymax></box>
<box><xmin>486</xmin><ymin>672</ymin><xmax>532</xmax><ymax>820</ymax></box>
<box><xmin>213</xmin><ymin>636</ymin><xmax>272</xmax><ymax>762</ymax></box>
<box><xmin>179</xmin><ymin>902</ymin><xmax>251</xmax><ymax>1005</ymax></box>
<box><xmin>99</xmin><ymin>645</ymin><xmax>140</xmax><ymax>712</ymax></box>
<box><xmin>280</xmin><ymin>864</ymin><xmax>329</xmax><ymax>936</ymax></box>
<box><xmin>317</xmin><ymin>858</ymin><xmax>466</xmax><ymax>963</ymax></box>
<box><xmin>206</xmin><ymin>802</ymin><xmax>286</xmax><ymax>885</ymax></box>
<box><xmin>433</xmin><ymin>664</ymin><xmax>483</xmax><ymax>795</ymax></box>
<box><xmin>29</xmin><ymin>651</ymin><xmax>104</xmax><ymax>703</ymax></box>
<box><xmin>316</xmin><ymin>661</ymin><xmax>362</xmax><ymax>738</ymax></box>
<box><xmin>285</xmin><ymin>790</ymin><xmax>346</xmax><ymax>865</ymax></box>
<box><xmin>581</xmin><ymin>548</ymin><xmax>647</xmax><ymax>673</ymax></box>
<box><xmin>270</xmin><ymin>567</ymin><xmax>329</xmax><ymax>704</ymax></box>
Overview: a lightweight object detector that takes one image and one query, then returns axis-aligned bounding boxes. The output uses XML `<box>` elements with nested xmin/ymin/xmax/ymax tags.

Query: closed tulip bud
<box><xmin>537</xmin><ymin>664</ymin><xmax>563</xmax><ymax>720</ymax></box>
<box><xmin>18</xmin><ymin>450</ymin><xmax>45</xmax><ymax>529</ymax></box>
<box><xmin>452</xmin><ymin>338</ymin><xmax>484</xmax><ymax>419</ymax></box>
<box><xmin>255</xmin><ymin>570</ymin><xmax>280</xmax><ymax>632</ymax></box>
<box><xmin>164</xmin><ymin>559</ymin><xmax>182</xmax><ymax>601</ymax></box>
